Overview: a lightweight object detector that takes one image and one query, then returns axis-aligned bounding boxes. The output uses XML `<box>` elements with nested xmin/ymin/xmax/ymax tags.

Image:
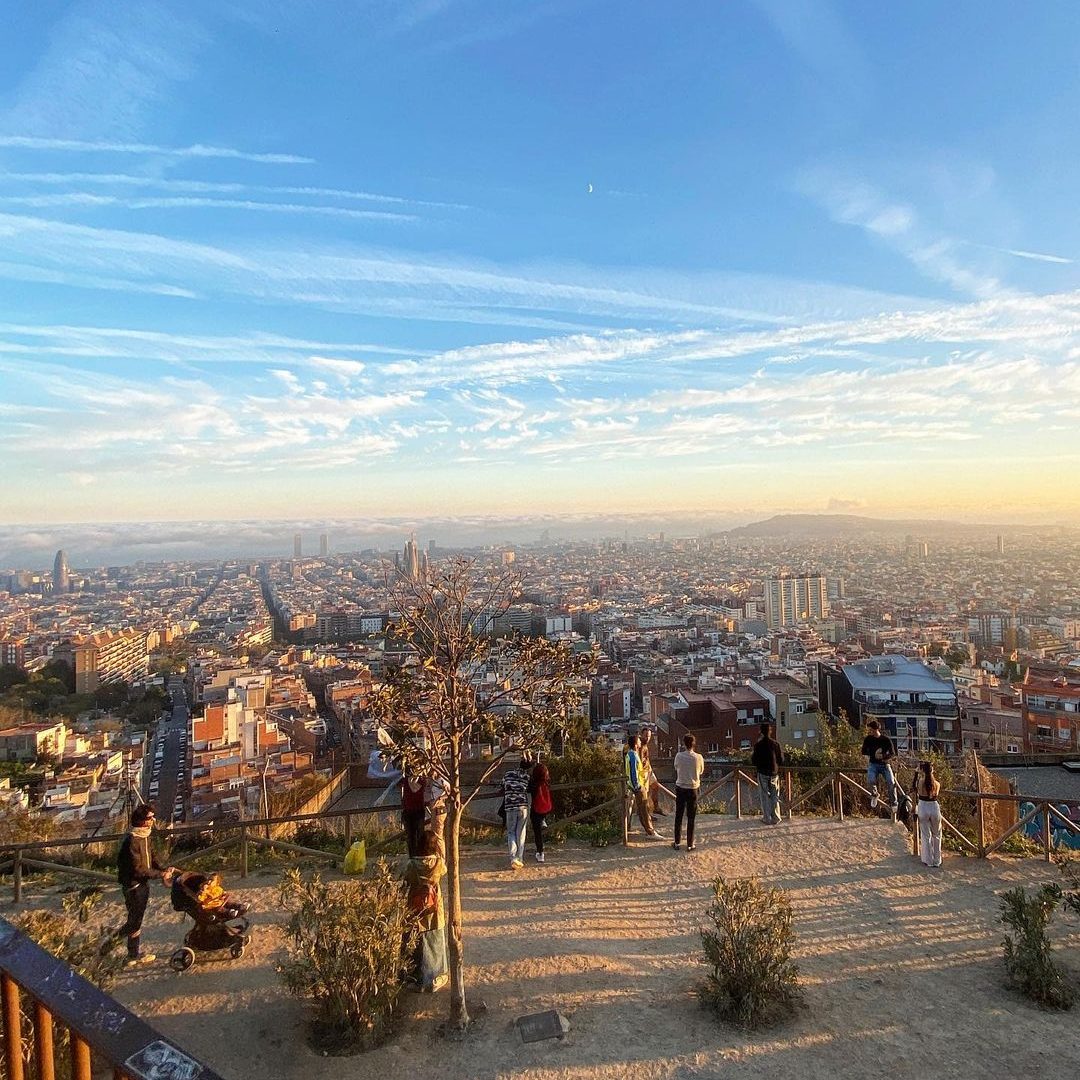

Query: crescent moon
<box><xmin>587</xmin><ymin>183</ymin><xmax>594</xmax><ymax>194</ymax></box>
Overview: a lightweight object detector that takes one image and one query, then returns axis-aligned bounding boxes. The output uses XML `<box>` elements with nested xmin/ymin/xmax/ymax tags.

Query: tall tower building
<box><xmin>293</xmin><ymin>533</ymin><xmax>302</xmax><ymax>559</ymax></box>
<box><xmin>764</xmin><ymin>574</ymin><xmax>828</xmax><ymax>628</ymax></box>
<box><xmin>53</xmin><ymin>550</ymin><xmax>70</xmax><ymax>594</ymax></box>
<box><xmin>319</xmin><ymin>533</ymin><xmax>329</xmax><ymax>557</ymax></box>
<box><xmin>996</xmin><ymin>534</ymin><xmax>1005</xmax><ymax>556</ymax></box>
<box><xmin>403</xmin><ymin>536</ymin><xmax>420</xmax><ymax>579</ymax></box>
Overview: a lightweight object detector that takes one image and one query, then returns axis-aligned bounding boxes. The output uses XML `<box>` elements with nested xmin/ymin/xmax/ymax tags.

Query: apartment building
<box><xmin>764</xmin><ymin>574</ymin><xmax>828</xmax><ymax>628</ymax></box>
<box><xmin>62</xmin><ymin>628</ymin><xmax>149</xmax><ymax>694</ymax></box>
<box><xmin>1021</xmin><ymin>672</ymin><xmax>1080</xmax><ymax>752</ymax></box>
<box><xmin>818</xmin><ymin>655</ymin><xmax>960</xmax><ymax>754</ymax></box>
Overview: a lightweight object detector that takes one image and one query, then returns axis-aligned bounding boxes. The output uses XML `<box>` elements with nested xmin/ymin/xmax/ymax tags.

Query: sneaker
<box><xmin>647</xmin><ymin>830</ymin><xmax>666</xmax><ymax>839</ymax></box>
<box><xmin>687</xmin><ymin>844</ymin><xmax>696</xmax><ymax>852</ymax></box>
<box><xmin>511</xmin><ymin>859</ymin><xmax>524</xmax><ymax>869</ymax></box>
<box><xmin>534</xmin><ymin>852</ymin><xmax>545</xmax><ymax>863</ymax></box>
<box><xmin>870</xmin><ymin>793</ymin><xmax>879</xmax><ymax>810</ymax></box>
<box><xmin>125</xmin><ymin>953</ymin><xmax>156</xmax><ymax>967</ymax></box>
<box><xmin>672</xmin><ymin>841</ymin><xmax>681</xmax><ymax>850</ymax></box>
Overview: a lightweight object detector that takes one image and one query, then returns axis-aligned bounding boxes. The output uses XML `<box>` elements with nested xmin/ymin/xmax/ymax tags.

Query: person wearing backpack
<box><xmin>403</xmin><ymin>829</ymin><xmax>448</xmax><ymax>991</ymax></box>
<box><xmin>527</xmin><ymin>757</ymin><xmax>554</xmax><ymax>864</ymax></box>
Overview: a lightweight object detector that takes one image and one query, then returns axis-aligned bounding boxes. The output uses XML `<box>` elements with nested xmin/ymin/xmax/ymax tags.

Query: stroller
<box><xmin>167</xmin><ymin>870</ymin><xmax>251</xmax><ymax>972</ymax></box>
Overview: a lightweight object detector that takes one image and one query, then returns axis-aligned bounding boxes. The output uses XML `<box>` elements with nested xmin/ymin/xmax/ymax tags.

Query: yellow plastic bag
<box><xmin>343</xmin><ymin>839</ymin><xmax>367</xmax><ymax>875</ymax></box>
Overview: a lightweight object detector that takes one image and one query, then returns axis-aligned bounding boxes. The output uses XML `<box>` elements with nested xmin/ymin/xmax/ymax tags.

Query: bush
<box><xmin>561</xmin><ymin>820</ymin><xmax>620</xmax><ymax>847</ymax></box>
<box><xmin>1000</xmin><ymin>885</ymin><xmax>1075</xmax><ymax>1009</ymax></box>
<box><xmin>698</xmin><ymin>799</ymin><xmax>728</xmax><ymax>815</ymax></box>
<box><xmin>700</xmin><ymin>876</ymin><xmax>804</xmax><ymax>1028</ymax></box>
<box><xmin>7</xmin><ymin>888</ymin><xmax>125</xmax><ymax>1079</ymax></box>
<box><xmin>546</xmin><ymin>743</ymin><xmax>621</xmax><ymax>825</ymax></box>
<box><xmin>277</xmin><ymin>864</ymin><xmax>418</xmax><ymax>1053</ymax></box>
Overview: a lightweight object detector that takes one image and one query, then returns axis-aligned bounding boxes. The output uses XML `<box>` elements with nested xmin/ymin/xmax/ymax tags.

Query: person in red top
<box><xmin>527</xmin><ymin>756</ymin><xmax>554</xmax><ymax>864</ymax></box>
<box><xmin>401</xmin><ymin>771</ymin><xmax>427</xmax><ymax>857</ymax></box>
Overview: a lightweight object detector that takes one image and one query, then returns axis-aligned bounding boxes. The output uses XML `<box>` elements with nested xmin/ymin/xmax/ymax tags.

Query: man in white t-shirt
<box><xmin>672</xmin><ymin>733</ymin><xmax>705</xmax><ymax>851</ymax></box>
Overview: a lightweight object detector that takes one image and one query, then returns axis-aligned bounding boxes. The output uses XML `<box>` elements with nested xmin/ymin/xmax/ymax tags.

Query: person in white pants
<box><xmin>912</xmin><ymin>761</ymin><xmax>942</xmax><ymax>868</ymax></box>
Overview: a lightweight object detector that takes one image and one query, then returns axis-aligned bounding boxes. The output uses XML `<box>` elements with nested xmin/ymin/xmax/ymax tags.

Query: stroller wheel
<box><xmin>229</xmin><ymin>941</ymin><xmax>246</xmax><ymax>960</ymax></box>
<box><xmin>169</xmin><ymin>947</ymin><xmax>195</xmax><ymax>972</ymax></box>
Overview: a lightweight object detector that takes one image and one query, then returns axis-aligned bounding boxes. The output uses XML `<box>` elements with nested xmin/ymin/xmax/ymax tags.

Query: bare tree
<box><xmin>370</xmin><ymin>557</ymin><xmax>593</xmax><ymax>1029</ymax></box>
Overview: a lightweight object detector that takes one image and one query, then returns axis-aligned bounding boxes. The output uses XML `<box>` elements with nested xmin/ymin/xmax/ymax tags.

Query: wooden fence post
<box><xmin>974</xmin><ymin>752</ymin><xmax>987</xmax><ymax>858</ymax></box>
<box><xmin>12</xmin><ymin>851</ymin><xmax>22</xmax><ymax>905</ymax></box>
<box><xmin>1043</xmin><ymin>803</ymin><xmax>1052</xmax><ymax>863</ymax></box>
<box><xmin>240</xmin><ymin>824</ymin><xmax>249</xmax><ymax>878</ymax></box>
<box><xmin>734</xmin><ymin>772</ymin><xmax>742</xmax><ymax>820</ymax></box>
<box><xmin>835</xmin><ymin>770</ymin><xmax>844</xmax><ymax>821</ymax></box>
<box><xmin>785</xmin><ymin>770</ymin><xmax>793</xmax><ymax>821</ymax></box>
<box><xmin>344</xmin><ymin>812</ymin><xmax>353</xmax><ymax>849</ymax></box>
<box><xmin>1</xmin><ymin>973</ymin><xmax>24</xmax><ymax>1080</ymax></box>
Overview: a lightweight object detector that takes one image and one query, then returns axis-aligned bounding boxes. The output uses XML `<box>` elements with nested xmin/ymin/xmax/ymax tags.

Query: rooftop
<box><xmin>844</xmin><ymin>655</ymin><xmax>956</xmax><ymax>695</ymax></box>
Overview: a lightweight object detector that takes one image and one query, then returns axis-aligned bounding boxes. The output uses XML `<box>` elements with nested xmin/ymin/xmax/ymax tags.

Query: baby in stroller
<box><xmin>167</xmin><ymin>869</ymin><xmax>251</xmax><ymax>971</ymax></box>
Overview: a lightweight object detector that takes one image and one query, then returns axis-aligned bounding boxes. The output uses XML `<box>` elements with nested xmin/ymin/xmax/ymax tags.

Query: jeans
<box><xmin>757</xmin><ymin>772</ymin><xmax>781</xmax><ymax>824</ymax></box>
<box><xmin>674</xmin><ymin>787</ymin><xmax>697</xmax><ymax>846</ymax></box>
<box><xmin>529</xmin><ymin>809</ymin><xmax>546</xmax><ymax>855</ymax></box>
<box><xmin>118</xmin><ymin>881</ymin><xmax>150</xmax><ymax>957</ymax></box>
<box><xmin>867</xmin><ymin>762</ymin><xmax>898</xmax><ymax>807</ymax></box>
<box><xmin>505</xmin><ymin>805</ymin><xmax>528</xmax><ymax>862</ymax></box>
<box><xmin>918</xmin><ymin>799</ymin><xmax>942</xmax><ymax>867</ymax></box>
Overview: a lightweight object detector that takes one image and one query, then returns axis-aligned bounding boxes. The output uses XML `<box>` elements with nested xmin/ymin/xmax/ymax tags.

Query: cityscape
<box><xmin>3</xmin><ymin>517</ymin><xmax>1079</xmax><ymax>834</ymax></box>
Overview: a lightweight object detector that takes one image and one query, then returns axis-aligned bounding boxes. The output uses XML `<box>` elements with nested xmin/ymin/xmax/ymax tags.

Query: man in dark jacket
<box><xmin>751</xmin><ymin>723</ymin><xmax>784</xmax><ymax>825</ymax></box>
<box><xmin>110</xmin><ymin>804</ymin><xmax>171</xmax><ymax>965</ymax></box>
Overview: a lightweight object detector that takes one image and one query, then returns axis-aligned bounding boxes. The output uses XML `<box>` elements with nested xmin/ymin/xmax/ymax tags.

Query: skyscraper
<box><xmin>403</xmin><ymin>536</ymin><xmax>420</xmax><ymax>579</ymax></box>
<box><xmin>293</xmin><ymin>533</ymin><xmax>302</xmax><ymax>558</ymax></box>
<box><xmin>53</xmin><ymin>549</ymin><xmax>70</xmax><ymax>594</ymax></box>
<box><xmin>764</xmin><ymin>574</ymin><xmax>828</xmax><ymax>627</ymax></box>
<box><xmin>319</xmin><ymin>533</ymin><xmax>329</xmax><ymax>557</ymax></box>
<box><xmin>996</xmin><ymin>534</ymin><xmax>1005</xmax><ymax>556</ymax></box>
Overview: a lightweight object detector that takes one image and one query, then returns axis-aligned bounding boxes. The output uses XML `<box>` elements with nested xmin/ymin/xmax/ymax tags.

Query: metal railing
<box><xmin>0</xmin><ymin>917</ymin><xmax>225</xmax><ymax>1080</ymax></box>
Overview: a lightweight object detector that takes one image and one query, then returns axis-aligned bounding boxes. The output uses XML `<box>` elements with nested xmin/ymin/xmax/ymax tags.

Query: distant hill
<box><xmin>724</xmin><ymin>513</ymin><xmax>992</xmax><ymax>538</ymax></box>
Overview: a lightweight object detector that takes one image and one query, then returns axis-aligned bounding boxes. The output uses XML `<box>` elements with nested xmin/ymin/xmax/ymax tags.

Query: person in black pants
<box><xmin>111</xmin><ymin>804</ymin><xmax>172</xmax><ymax>966</ymax></box>
<box><xmin>527</xmin><ymin>758</ymin><xmax>553</xmax><ymax>864</ymax></box>
<box><xmin>672</xmin><ymin>734</ymin><xmax>705</xmax><ymax>851</ymax></box>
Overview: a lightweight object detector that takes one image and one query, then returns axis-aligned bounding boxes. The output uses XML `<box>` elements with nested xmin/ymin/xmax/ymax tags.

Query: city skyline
<box><xmin>4</xmin><ymin>3</ymin><xmax>1080</xmax><ymax>522</ymax></box>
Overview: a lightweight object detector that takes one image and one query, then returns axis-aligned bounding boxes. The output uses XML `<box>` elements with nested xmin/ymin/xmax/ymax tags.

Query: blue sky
<box><xmin>3</xmin><ymin>0</ymin><xmax>1080</xmax><ymax>527</ymax></box>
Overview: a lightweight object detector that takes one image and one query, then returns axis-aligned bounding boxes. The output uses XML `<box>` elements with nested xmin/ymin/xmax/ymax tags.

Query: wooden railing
<box><xmin>0</xmin><ymin>917</ymin><xmax>225</xmax><ymax>1080</ymax></box>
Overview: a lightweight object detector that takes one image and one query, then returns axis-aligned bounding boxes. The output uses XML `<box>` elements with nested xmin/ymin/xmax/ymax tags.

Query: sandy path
<box><xmin>16</xmin><ymin>815</ymin><xmax>1080</xmax><ymax>1080</ymax></box>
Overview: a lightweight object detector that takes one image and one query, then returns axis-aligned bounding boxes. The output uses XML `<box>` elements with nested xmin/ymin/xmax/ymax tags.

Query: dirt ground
<box><xmin>10</xmin><ymin>815</ymin><xmax>1080</xmax><ymax>1080</ymax></box>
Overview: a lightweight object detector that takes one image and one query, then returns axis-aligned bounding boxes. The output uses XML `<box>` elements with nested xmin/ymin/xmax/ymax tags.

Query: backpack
<box><xmin>409</xmin><ymin>881</ymin><xmax>439</xmax><ymax>917</ymax></box>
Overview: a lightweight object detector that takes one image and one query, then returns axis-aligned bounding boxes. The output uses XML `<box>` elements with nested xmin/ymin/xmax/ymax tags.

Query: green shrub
<box><xmin>562</xmin><ymin>820</ymin><xmax>620</xmax><ymax>847</ymax></box>
<box><xmin>698</xmin><ymin>799</ymin><xmax>728</xmax><ymax>815</ymax></box>
<box><xmin>700</xmin><ymin>875</ymin><xmax>804</xmax><ymax>1028</ymax></box>
<box><xmin>546</xmin><ymin>743</ymin><xmax>621</xmax><ymax>825</ymax></box>
<box><xmin>1000</xmin><ymin>885</ymin><xmax>1075</xmax><ymax>1009</ymax></box>
<box><xmin>7</xmin><ymin>888</ymin><xmax>125</xmax><ymax>1079</ymax></box>
<box><xmin>277</xmin><ymin>864</ymin><xmax>418</xmax><ymax>1053</ymax></box>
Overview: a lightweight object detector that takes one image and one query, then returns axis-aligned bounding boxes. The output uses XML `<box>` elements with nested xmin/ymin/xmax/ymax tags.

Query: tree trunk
<box><xmin>445</xmin><ymin>744</ymin><xmax>470</xmax><ymax>1029</ymax></box>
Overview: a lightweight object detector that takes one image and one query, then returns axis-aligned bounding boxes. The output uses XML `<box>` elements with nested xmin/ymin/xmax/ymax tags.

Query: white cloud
<box><xmin>0</xmin><ymin>136</ymin><xmax>311</xmax><ymax>164</ymax></box>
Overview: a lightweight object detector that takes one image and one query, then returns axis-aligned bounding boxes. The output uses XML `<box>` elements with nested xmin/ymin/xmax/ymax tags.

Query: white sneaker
<box><xmin>535</xmin><ymin>852</ymin><xmax>544</xmax><ymax>863</ymax></box>
<box><xmin>511</xmin><ymin>858</ymin><xmax>524</xmax><ymax>869</ymax></box>
<box><xmin>870</xmin><ymin>793</ymin><xmax>879</xmax><ymax>809</ymax></box>
<box><xmin>125</xmin><ymin>953</ymin><xmax>156</xmax><ymax>967</ymax></box>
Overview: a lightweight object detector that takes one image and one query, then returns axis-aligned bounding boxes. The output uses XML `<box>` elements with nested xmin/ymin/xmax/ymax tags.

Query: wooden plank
<box><xmin>1</xmin><ymin>973</ymin><xmax>24</xmax><ymax>1080</ymax></box>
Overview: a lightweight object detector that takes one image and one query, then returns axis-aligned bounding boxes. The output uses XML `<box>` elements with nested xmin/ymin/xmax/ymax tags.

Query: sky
<box><xmin>3</xmin><ymin>0</ymin><xmax>1080</xmax><ymax>534</ymax></box>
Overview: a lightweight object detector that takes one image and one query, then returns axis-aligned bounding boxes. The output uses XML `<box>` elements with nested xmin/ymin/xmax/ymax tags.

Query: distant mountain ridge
<box><xmin>724</xmin><ymin>513</ymin><xmax>996</xmax><ymax>538</ymax></box>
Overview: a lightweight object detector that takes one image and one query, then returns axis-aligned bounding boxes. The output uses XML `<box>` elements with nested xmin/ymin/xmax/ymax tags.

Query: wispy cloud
<box><xmin>0</xmin><ymin>172</ymin><xmax>467</xmax><ymax>210</ymax></box>
<box><xmin>1004</xmin><ymin>248</ymin><xmax>1072</xmax><ymax>265</ymax></box>
<box><xmin>0</xmin><ymin>135</ymin><xmax>311</xmax><ymax>164</ymax></box>
<box><xmin>0</xmin><ymin>192</ymin><xmax>415</xmax><ymax>223</ymax></box>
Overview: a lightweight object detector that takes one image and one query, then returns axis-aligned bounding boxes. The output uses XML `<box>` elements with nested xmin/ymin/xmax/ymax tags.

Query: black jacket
<box><xmin>751</xmin><ymin>737</ymin><xmax>784</xmax><ymax>776</ymax></box>
<box><xmin>117</xmin><ymin>831</ymin><xmax>165</xmax><ymax>888</ymax></box>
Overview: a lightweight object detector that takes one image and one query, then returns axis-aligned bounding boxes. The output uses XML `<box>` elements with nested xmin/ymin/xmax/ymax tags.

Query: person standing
<box><xmin>672</xmin><ymin>733</ymin><xmax>705</xmax><ymax>851</ymax></box>
<box><xmin>624</xmin><ymin>733</ymin><xmax>663</xmax><ymax>839</ymax></box>
<box><xmin>502</xmin><ymin>754</ymin><xmax>530</xmax><ymax>868</ymax></box>
<box><xmin>639</xmin><ymin>727</ymin><xmax>664</xmax><ymax>816</ymax></box>
<box><xmin>912</xmin><ymin>761</ymin><xmax>943</xmax><ymax>868</ymax></box>
<box><xmin>401</xmin><ymin>771</ymin><xmax>428</xmax><ymax>857</ymax></box>
<box><xmin>862</xmin><ymin>720</ymin><xmax>898</xmax><ymax>811</ymax></box>
<box><xmin>404</xmin><ymin>829</ymin><xmax>449</xmax><ymax>991</ymax></box>
<box><xmin>751</xmin><ymin>723</ymin><xmax>784</xmax><ymax>825</ymax></box>
<box><xmin>527</xmin><ymin>757</ymin><xmax>553</xmax><ymax>863</ymax></box>
<box><xmin>110</xmin><ymin>804</ymin><xmax>172</xmax><ymax>966</ymax></box>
